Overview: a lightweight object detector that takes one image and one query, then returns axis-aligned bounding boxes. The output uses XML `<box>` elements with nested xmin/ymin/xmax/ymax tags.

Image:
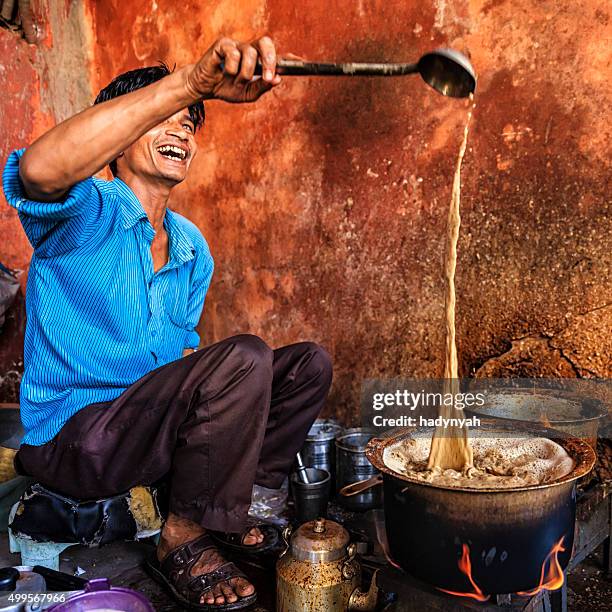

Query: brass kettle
<box><xmin>276</xmin><ymin>518</ymin><xmax>378</xmax><ymax>611</ymax></box>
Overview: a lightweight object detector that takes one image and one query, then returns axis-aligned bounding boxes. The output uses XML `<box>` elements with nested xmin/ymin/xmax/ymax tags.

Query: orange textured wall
<box><xmin>2</xmin><ymin>1</ymin><xmax>610</xmax><ymax>418</ymax></box>
<box><xmin>87</xmin><ymin>1</ymin><xmax>610</xmax><ymax>422</ymax></box>
<box><xmin>2</xmin><ymin>0</ymin><xmax>93</xmax><ymax>281</ymax></box>
<box><xmin>0</xmin><ymin>0</ymin><xmax>92</xmax><ymax>400</ymax></box>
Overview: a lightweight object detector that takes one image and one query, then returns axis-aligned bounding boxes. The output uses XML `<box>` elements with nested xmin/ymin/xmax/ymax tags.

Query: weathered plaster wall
<box><xmin>2</xmin><ymin>1</ymin><xmax>610</xmax><ymax>419</ymax></box>
<box><xmin>0</xmin><ymin>0</ymin><xmax>92</xmax><ymax>399</ymax></box>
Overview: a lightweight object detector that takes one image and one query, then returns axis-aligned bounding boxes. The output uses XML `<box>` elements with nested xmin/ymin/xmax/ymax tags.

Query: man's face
<box><xmin>117</xmin><ymin>109</ymin><xmax>198</xmax><ymax>185</ymax></box>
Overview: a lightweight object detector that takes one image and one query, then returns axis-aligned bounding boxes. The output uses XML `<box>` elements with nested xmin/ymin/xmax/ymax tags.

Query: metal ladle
<box><xmin>254</xmin><ymin>48</ymin><xmax>476</xmax><ymax>98</ymax></box>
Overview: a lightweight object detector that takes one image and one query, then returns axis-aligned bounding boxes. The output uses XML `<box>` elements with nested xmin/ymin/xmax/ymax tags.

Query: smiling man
<box><xmin>2</xmin><ymin>37</ymin><xmax>332</xmax><ymax>610</ymax></box>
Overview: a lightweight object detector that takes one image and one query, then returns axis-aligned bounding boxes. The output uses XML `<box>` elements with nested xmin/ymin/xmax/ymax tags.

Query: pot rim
<box><xmin>365</xmin><ymin>419</ymin><xmax>596</xmax><ymax>494</ymax></box>
<box><xmin>305</xmin><ymin>418</ymin><xmax>344</xmax><ymax>442</ymax></box>
<box><xmin>336</xmin><ymin>428</ymin><xmax>376</xmax><ymax>452</ymax></box>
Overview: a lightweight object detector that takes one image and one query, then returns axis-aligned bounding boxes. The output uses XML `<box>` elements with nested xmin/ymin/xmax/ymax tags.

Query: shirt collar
<box><xmin>164</xmin><ymin>209</ymin><xmax>195</xmax><ymax>267</ymax></box>
<box><xmin>113</xmin><ymin>177</ymin><xmax>148</xmax><ymax>229</ymax></box>
<box><xmin>113</xmin><ymin>177</ymin><xmax>195</xmax><ymax>267</ymax></box>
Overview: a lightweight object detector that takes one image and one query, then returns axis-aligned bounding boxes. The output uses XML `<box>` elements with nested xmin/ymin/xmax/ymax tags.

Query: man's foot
<box><xmin>209</xmin><ymin>522</ymin><xmax>280</xmax><ymax>555</ymax></box>
<box><xmin>241</xmin><ymin>527</ymin><xmax>264</xmax><ymax>546</ymax></box>
<box><xmin>158</xmin><ymin>513</ymin><xmax>255</xmax><ymax>605</ymax></box>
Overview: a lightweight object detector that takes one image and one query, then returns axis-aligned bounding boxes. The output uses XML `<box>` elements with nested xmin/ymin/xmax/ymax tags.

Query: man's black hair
<box><xmin>93</xmin><ymin>62</ymin><xmax>205</xmax><ymax>176</ymax></box>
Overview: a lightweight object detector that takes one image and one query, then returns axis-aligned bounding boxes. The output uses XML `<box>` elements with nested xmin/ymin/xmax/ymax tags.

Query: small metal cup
<box><xmin>290</xmin><ymin>468</ymin><xmax>330</xmax><ymax>524</ymax></box>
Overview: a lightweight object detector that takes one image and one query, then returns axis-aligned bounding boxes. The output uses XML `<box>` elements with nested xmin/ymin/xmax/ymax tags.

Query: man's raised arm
<box><xmin>19</xmin><ymin>37</ymin><xmax>280</xmax><ymax>202</ymax></box>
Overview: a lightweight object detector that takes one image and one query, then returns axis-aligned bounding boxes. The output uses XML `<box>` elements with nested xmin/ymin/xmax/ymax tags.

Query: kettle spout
<box><xmin>348</xmin><ymin>570</ymin><xmax>379</xmax><ymax>611</ymax></box>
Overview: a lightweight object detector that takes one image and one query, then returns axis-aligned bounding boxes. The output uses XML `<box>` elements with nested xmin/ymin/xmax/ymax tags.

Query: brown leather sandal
<box><xmin>144</xmin><ymin>533</ymin><xmax>257</xmax><ymax>610</ymax></box>
<box><xmin>209</xmin><ymin>522</ymin><xmax>280</xmax><ymax>555</ymax></box>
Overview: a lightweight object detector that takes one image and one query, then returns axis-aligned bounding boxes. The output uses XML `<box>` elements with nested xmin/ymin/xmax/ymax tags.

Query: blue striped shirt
<box><xmin>3</xmin><ymin>149</ymin><xmax>214</xmax><ymax>446</ymax></box>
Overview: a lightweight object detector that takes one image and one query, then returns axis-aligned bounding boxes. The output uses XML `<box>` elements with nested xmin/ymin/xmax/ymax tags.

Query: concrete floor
<box><xmin>0</xmin><ymin>533</ymin><xmax>609</xmax><ymax>611</ymax></box>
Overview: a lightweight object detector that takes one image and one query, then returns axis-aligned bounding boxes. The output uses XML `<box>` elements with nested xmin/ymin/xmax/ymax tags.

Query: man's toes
<box><xmin>243</xmin><ymin>533</ymin><xmax>258</xmax><ymax>545</ymax></box>
<box><xmin>231</xmin><ymin>576</ymin><xmax>255</xmax><ymax>597</ymax></box>
<box><xmin>212</xmin><ymin>584</ymin><xmax>225</xmax><ymax>605</ymax></box>
<box><xmin>221</xmin><ymin>582</ymin><xmax>238</xmax><ymax>603</ymax></box>
<box><xmin>202</xmin><ymin>589</ymin><xmax>216</xmax><ymax>605</ymax></box>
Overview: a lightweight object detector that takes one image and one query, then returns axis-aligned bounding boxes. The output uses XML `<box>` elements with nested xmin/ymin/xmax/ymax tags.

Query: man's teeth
<box><xmin>157</xmin><ymin>145</ymin><xmax>187</xmax><ymax>160</ymax></box>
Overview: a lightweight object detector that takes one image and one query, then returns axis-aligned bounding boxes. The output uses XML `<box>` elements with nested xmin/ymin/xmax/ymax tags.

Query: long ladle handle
<box><xmin>259</xmin><ymin>59</ymin><xmax>419</xmax><ymax>76</ymax></box>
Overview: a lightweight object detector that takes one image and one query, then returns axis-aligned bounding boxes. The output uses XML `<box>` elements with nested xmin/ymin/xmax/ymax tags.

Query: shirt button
<box><xmin>151</xmin><ymin>330</ymin><xmax>157</xmax><ymax>337</ymax></box>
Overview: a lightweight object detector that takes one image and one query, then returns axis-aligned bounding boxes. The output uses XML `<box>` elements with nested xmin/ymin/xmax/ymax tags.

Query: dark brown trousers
<box><xmin>15</xmin><ymin>334</ymin><xmax>332</xmax><ymax>532</ymax></box>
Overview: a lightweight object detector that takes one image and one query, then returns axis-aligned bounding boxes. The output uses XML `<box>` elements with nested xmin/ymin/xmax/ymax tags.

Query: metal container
<box><xmin>365</xmin><ymin>422</ymin><xmax>596</xmax><ymax>595</ymax></box>
<box><xmin>0</xmin><ymin>405</ymin><xmax>24</xmax><ymax>450</ymax></box>
<box><xmin>0</xmin><ymin>406</ymin><xmax>31</xmax><ymax>532</ymax></box>
<box><xmin>466</xmin><ymin>388</ymin><xmax>607</xmax><ymax>449</ymax></box>
<box><xmin>49</xmin><ymin>577</ymin><xmax>154</xmax><ymax>611</ymax></box>
<box><xmin>301</xmin><ymin>419</ymin><xmax>344</xmax><ymax>492</ymax></box>
<box><xmin>0</xmin><ymin>566</ymin><xmax>47</xmax><ymax>612</ymax></box>
<box><xmin>290</xmin><ymin>467</ymin><xmax>330</xmax><ymax>523</ymax></box>
<box><xmin>276</xmin><ymin>518</ymin><xmax>377</xmax><ymax>612</ymax></box>
<box><xmin>336</xmin><ymin>428</ymin><xmax>381</xmax><ymax>510</ymax></box>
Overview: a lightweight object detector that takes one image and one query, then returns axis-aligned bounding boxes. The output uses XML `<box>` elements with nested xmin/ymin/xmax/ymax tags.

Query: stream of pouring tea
<box><xmin>381</xmin><ymin>99</ymin><xmax>576</xmax><ymax>488</ymax></box>
<box><xmin>427</xmin><ymin>98</ymin><xmax>475</xmax><ymax>472</ymax></box>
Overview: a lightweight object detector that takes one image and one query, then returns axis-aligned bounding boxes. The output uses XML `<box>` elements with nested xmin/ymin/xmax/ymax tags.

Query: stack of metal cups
<box><xmin>295</xmin><ymin>419</ymin><xmax>382</xmax><ymax>517</ymax></box>
<box><xmin>300</xmin><ymin>419</ymin><xmax>343</xmax><ymax>492</ymax></box>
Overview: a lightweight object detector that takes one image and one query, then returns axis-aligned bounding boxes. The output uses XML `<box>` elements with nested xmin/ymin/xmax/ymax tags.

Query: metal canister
<box><xmin>336</xmin><ymin>428</ymin><xmax>382</xmax><ymax>510</ymax></box>
<box><xmin>276</xmin><ymin>519</ymin><xmax>378</xmax><ymax>612</ymax></box>
<box><xmin>301</xmin><ymin>419</ymin><xmax>344</xmax><ymax>493</ymax></box>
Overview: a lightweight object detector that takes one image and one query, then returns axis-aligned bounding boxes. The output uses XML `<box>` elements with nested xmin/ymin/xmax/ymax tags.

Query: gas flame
<box><xmin>437</xmin><ymin>537</ymin><xmax>566</xmax><ymax>602</ymax></box>
<box><xmin>438</xmin><ymin>544</ymin><xmax>490</xmax><ymax>602</ymax></box>
<box><xmin>517</xmin><ymin>536</ymin><xmax>566</xmax><ymax>596</ymax></box>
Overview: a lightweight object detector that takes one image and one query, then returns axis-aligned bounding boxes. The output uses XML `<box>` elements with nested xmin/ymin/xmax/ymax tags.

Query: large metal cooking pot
<box><xmin>363</xmin><ymin>422</ymin><xmax>595</xmax><ymax>595</ymax></box>
<box><xmin>465</xmin><ymin>388</ymin><xmax>607</xmax><ymax>449</ymax></box>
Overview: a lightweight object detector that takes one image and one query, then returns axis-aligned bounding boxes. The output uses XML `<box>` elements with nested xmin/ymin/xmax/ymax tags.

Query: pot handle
<box><xmin>339</xmin><ymin>474</ymin><xmax>383</xmax><ymax>497</ymax></box>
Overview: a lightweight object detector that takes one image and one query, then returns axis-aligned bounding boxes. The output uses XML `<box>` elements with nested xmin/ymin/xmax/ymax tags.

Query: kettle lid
<box><xmin>290</xmin><ymin>518</ymin><xmax>350</xmax><ymax>562</ymax></box>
